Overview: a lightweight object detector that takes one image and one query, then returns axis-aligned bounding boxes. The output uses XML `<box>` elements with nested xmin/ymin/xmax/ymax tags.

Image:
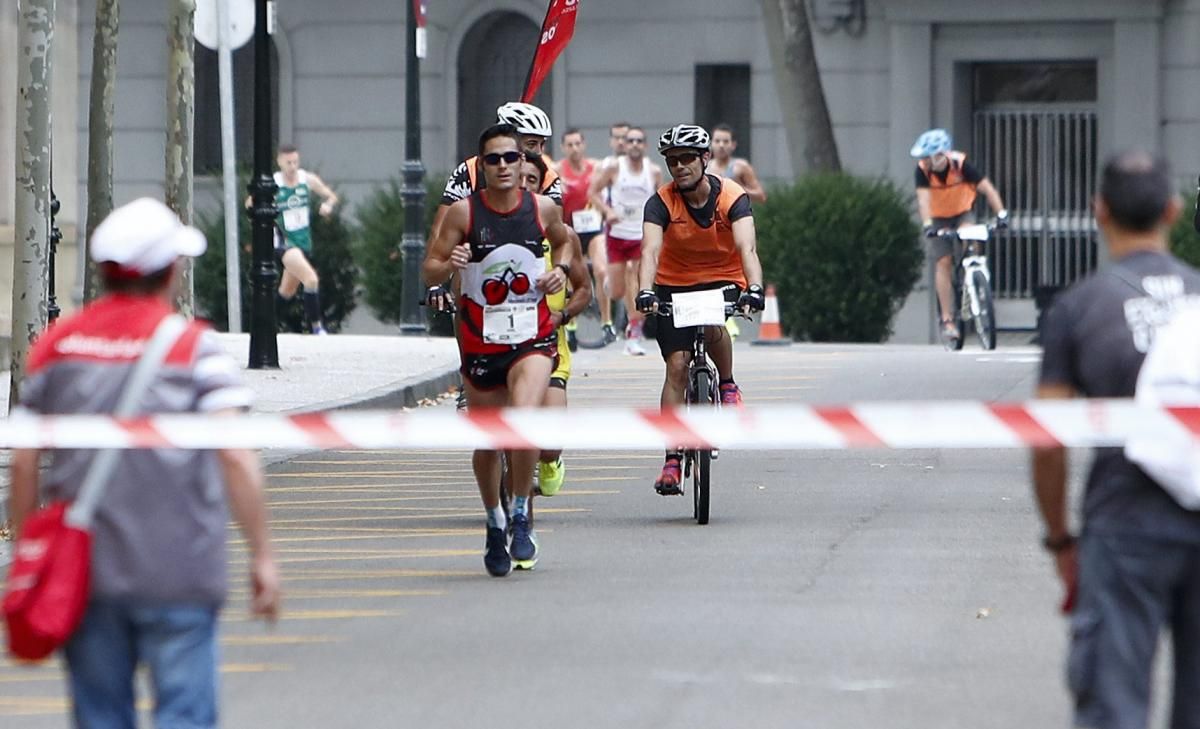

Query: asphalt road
<box><xmin>3</xmin><ymin>338</ymin><xmax>1103</xmax><ymax>728</ymax></box>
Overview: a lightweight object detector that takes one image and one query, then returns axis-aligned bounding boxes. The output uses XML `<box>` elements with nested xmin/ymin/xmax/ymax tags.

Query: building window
<box><xmin>974</xmin><ymin>61</ymin><xmax>1097</xmax><ymax>106</ymax></box>
<box><xmin>694</xmin><ymin>64</ymin><xmax>752</xmax><ymax>160</ymax></box>
<box><xmin>194</xmin><ymin>42</ymin><xmax>279</xmax><ymax>175</ymax></box>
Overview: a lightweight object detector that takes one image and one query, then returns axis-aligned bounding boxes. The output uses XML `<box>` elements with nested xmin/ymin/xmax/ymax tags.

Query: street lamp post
<box><xmin>247</xmin><ymin>0</ymin><xmax>279</xmax><ymax>368</ymax></box>
<box><xmin>398</xmin><ymin>0</ymin><xmax>426</xmax><ymax>335</ymax></box>
<box><xmin>48</xmin><ymin>190</ymin><xmax>61</xmax><ymax>323</ymax></box>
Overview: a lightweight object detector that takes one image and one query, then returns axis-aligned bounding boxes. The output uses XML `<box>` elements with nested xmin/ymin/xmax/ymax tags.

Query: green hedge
<box><xmin>353</xmin><ymin>175</ymin><xmax>451</xmax><ymax>335</ymax></box>
<box><xmin>1169</xmin><ymin>190</ymin><xmax>1200</xmax><ymax>268</ymax></box>
<box><xmin>756</xmin><ymin>174</ymin><xmax>922</xmax><ymax>342</ymax></box>
<box><xmin>195</xmin><ymin>187</ymin><xmax>358</xmax><ymax>333</ymax></box>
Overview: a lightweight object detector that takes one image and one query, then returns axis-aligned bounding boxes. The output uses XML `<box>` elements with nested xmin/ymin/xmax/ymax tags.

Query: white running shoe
<box><xmin>624</xmin><ymin>337</ymin><xmax>646</xmax><ymax>356</ymax></box>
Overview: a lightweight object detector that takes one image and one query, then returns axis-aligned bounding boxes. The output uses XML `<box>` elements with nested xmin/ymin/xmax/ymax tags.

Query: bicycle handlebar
<box><xmin>932</xmin><ymin>220</ymin><xmax>1001</xmax><ymax>241</ymax></box>
<box><xmin>654</xmin><ymin>301</ymin><xmax>753</xmax><ymax>320</ymax></box>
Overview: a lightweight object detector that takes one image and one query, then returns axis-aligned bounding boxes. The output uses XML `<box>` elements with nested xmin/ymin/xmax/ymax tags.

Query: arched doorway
<box><xmin>457</xmin><ymin>11</ymin><xmax>552</xmax><ymax>160</ymax></box>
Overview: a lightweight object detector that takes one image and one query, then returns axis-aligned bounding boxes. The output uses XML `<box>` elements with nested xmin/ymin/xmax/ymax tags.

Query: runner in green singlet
<box><xmin>269</xmin><ymin>144</ymin><xmax>339</xmax><ymax>334</ymax></box>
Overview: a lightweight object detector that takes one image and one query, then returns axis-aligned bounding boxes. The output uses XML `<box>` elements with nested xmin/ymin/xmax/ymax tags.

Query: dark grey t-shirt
<box><xmin>1040</xmin><ymin>250</ymin><xmax>1200</xmax><ymax>543</ymax></box>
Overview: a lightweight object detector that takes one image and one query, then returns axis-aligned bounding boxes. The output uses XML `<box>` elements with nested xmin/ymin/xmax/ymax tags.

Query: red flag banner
<box><xmin>521</xmin><ymin>0</ymin><xmax>579</xmax><ymax>103</ymax></box>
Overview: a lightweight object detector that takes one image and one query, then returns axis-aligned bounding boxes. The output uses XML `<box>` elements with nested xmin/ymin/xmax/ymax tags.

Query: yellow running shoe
<box><xmin>537</xmin><ymin>457</ymin><xmax>566</xmax><ymax>497</ymax></box>
<box><xmin>725</xmin><ymin>316</ymin><xmax>741</xmax><ymax>339</ymax></box>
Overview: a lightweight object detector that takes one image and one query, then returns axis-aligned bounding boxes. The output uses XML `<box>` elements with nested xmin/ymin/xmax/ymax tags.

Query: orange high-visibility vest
<box><xmin>919</xmin><ymin>151</ymin><xmax>977</xmax><ymax>219</ymax></box>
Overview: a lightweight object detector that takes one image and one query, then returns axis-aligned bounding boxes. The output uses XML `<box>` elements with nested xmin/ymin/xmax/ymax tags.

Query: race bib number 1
<box><xmin>483</xmin><ymin>303</ymin><xmax>539</xmax><ymax>344</ymax></box>
<box><xmin>572</xmin><ymin>208</ymin><xmax>602</xmax><ymax>234</ymax></box>
<box><xmin>282</xmin><ymin>206</ymin><xmax>309</xmax><ymax>232</ymax></box>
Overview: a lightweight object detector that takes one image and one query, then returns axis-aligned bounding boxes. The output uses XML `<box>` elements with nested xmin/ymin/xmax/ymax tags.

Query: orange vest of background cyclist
<box><xmin>918</xmin><ymin>151</ymin><xmax>977</xmax><ymax>219</ymax></box>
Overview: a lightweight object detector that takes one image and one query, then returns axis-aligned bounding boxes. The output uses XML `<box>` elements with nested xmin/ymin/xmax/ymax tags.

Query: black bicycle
<box><xmin>656</xmin><ymin>298</ymin><xmax>748</xmax><ymax>525</ymax></box>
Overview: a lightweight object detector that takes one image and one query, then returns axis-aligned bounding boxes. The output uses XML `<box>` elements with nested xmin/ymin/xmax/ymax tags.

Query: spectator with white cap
<box><xmin>7</xmin><ymin>197</ymin><xmax>280</xmax><ymax>729</ymax></box>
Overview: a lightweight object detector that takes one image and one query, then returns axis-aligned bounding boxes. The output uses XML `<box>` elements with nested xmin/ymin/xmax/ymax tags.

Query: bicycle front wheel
<box><xmin>970</xmin><ymin>270</ymin><xmax>996</xmax><ymax>351</ymax></box>
<box><xmin>691</xmin><ymin>369</ymin><xmax>712</xmax><ymax>525</ymax></box>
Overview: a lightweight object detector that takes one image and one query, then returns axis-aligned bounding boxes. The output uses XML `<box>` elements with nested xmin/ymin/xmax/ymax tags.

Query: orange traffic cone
<box><xmin>752</xmin><ymin>284</ymin><xmax>791</xmax><ymax>346</ymax></box>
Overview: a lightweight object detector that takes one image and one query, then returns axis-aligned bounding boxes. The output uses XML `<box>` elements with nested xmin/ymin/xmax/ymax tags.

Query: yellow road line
<box><xmin>283</xmin><ymin>569</ymin><xmax>476</xmax><ymax>579</ymax></box>
<box><xmin>228</xmin><ymin>588</ymin><xmax>445</xmax><ymax>599</ymax></box>
<box><xmin>222</xmin><ymin>609</ymin><xmax>402</xmax><ymax>622</ymax></box>
<box><xmin>220</xmin><ymin>663</ymin><xmax>292</xmax><ymax>673</ymax></box>
<box><xmin>0</xmin><ymin>673</ymin><xmax>60</xmax><ymax>683</ymax></box>
<box><xmin>220</xmin><ymin>634</ymin><xmax>340</xmax><ymax>646</ymax></box>
<box><xmin>239</xmin><ymin>533</ymin><xmax>476</xmax><ymax>545</ymax></box>
<box><xmin>267</xmin><ymin>475</ymin><xmax>636</xmax><ymax>491</ymax></box>
<box><xmin>266</xmin><ymin>489</ymin><xmax>622</xmax><ymax>508</ymax></box>
<box><xmin>261</xmin><ymin>509</ymin><xmax>588</xmax><ymax>526</ymax></box>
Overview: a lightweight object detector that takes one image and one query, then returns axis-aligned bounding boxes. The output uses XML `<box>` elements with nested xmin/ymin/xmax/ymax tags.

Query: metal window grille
<box><xmin>972</xmin><ymin>109</ymin><xmax>1099</xmax><ymax>299</ymax></box>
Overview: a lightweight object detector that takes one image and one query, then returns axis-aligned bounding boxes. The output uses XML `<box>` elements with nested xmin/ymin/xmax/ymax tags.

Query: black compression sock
<box><xmin>302</xmin><ymin>290</ymin><xmax>322</xmax><ymax>330</ymax></box>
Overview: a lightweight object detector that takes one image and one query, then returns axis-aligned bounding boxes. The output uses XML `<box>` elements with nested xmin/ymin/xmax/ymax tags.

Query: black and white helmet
<box><xmin>496</xmin><ymin>102</ymin><xmax>552</xmax><ymax>138</ymax></box>
<box><xmin>657</xmin><ymin>124</ymin><xmax>710</xmax><ymax>154</ymax></box>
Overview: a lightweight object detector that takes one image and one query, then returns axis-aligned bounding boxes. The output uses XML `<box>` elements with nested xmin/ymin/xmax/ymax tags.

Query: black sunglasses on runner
<box><xmin>482</xmin><ymin>150</ymin><xmax>522</xmax><ymax>166</ymax></box>
<box><xmin>665</xmin><ymin>151</ymin><xmax>701</xmax><ymax>167</ymax></box>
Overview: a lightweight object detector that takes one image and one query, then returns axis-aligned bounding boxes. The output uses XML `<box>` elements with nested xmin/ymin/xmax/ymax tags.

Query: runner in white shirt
<box><xmin>588</xmin><ymin>126</ymin><xmax>662</xmax><ymax>355</ymax></box>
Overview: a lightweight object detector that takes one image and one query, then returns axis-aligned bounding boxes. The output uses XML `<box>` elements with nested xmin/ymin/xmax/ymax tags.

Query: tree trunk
<box><xmin>165</xmin><ymin>0</ymin><xmax>196</xmax><ymax>317</ymax></box>
<box><xmin>760</xmin><ymin>0</ymin><xmax>842</xmax><ymax>175</ymax></box>
<box><xmin>10</xmin><ymin>0</ymin><xmax>55</xmax><ymax>411</ymax></box>
<box><xmin>83</xmin><ymin>0</ymin><xmax>119</xmax><ymax>303</ymax></box>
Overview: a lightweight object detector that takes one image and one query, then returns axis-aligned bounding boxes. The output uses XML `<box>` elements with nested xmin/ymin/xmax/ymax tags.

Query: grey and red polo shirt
<box><xmin>16</xmin><ymin>294</ymin><xmax>253</xmax><ymax>605</ymax></box>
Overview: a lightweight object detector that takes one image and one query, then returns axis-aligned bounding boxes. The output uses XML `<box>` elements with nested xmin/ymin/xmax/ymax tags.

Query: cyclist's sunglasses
<box><xmin>482</xmin><ymin>150</ymin><xmax>522</xmax><ymax>166</ymax></box>
<box><xmin>665</xmin><ymin>151</ymin><xmax>701</xmax><ymax>168</ymax></box>
<box><xmin>481</xmin><ymin>267</ymin><xmax>532</xmax><ymax>305</ymax></box>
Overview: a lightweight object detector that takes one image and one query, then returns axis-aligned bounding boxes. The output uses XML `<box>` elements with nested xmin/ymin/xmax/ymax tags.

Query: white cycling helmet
<box><xmin>496</xmin><ymin>102</ymin><xmax>552</xmax><ymax>138</ymax></box>
<box><xmin>657</xmin><ymin>124</ymin><xmax>711</xmax><ymax>154</ymax></box>
<box><xmin>910</xmin><ymin>128</ymin><xmax>952</xmax><ymax>158</ymax></box>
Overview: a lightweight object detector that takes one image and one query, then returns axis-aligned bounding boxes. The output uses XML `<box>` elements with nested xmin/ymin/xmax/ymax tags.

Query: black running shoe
<box><xmin>510</xmin><ymin>513</ymin><xmax>539</xmax><ymax>569</ymax></box>
<box><xmin>601</xmin><ymin>323</ymin><xmax>617</xmax><ymax>345</ymax></box>
<box><xmin>484</xmin><ymin>526</ymin><xmax>512</xmax><ymax>577</ymax></box>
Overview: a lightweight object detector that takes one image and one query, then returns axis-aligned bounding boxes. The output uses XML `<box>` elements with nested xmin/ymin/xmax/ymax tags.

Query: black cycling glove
<box><xmin>738</xmin><ymin>284</ymin><xmax>766</xmax><ymax>312</ymax></box>
<box><xmin>424</xmin><ymin>285</ymin><xmax>455</xmax><ymax>313</ymax></box>
<box><xmin>635</xmin><ymin>289</ymin><xmax>659</xmax><ymax>314</ymax></box>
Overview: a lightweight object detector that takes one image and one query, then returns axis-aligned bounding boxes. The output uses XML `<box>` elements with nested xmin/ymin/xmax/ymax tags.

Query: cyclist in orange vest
<box><xmin>911</xmin><ymin>128</ymin><xmax>1008</xmax><ymax>342</ymax></box>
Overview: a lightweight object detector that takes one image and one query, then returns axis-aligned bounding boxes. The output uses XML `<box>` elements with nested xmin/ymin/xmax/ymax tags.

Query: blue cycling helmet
<box><xmin>910</xmin><ymin>129</ymin><xmax>952</xmax><ymax>158</ymax></box>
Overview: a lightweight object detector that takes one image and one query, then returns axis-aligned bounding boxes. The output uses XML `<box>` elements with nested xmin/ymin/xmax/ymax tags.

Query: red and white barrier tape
<box><xmin>2</xmin><ymin>400</ymin><xmax>1198</xmax><ymax>450</ymax></box>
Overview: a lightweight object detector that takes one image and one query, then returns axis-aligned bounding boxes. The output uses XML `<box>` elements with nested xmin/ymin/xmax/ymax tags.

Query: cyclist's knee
<box><xmin>665</xmin><ymin>354</ymin><xmax>690</xmax><ymax>384</ymax></box>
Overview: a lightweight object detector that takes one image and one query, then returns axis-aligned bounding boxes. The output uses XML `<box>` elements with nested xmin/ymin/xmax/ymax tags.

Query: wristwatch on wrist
<box><xmin>555</xmin><ymin>263</ymin><xmax>570</xmax><ymax>278</ymax></box>
<box><xmin>1042</xmin><ymin>533</ymin><xmax>1076</xmax><ymax>553</ymax></box>
<box><xmin>559</xmin><ymin>309</ymin><xmax>572</xmax><ymax>327</ymax></box>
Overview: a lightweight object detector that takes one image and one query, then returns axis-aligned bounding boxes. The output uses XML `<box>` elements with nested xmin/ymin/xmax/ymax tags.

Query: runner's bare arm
<box><xmin>561</xmin><ymin>230</ymin><xmax>592</xmax><ymax>324</ymax></box>
<box><xmin>8</xmin><ymin>448</ymin><xmax>40</xmax><ymax>533</ymax></box>
<box><xmin>428</xmin><ymin>204</ymin><xmax>451</xmax><ymax>252</ymax></box>
<box><xmin>537</xmin><ymin>196</ymin><xmax>572</xmax><ymax>295</ymax></box>
<box><xmin>732</xmin><ymin>216</ymin><xmax>764</xmax><ymax>288</ymax></box>
<box><xmin>422</xmin><ymin>200</ymin><xmax>470</xmax><ymax>286</ymax></box>
<box><xmin>639</xmin><ymin>221</ymin><xmax>664</xmax><ymax>291</ymax></box>
<box><xmin>306</xmin><ymin>173</ymin><xmax>340</xmax><ymax>216</ymax></box>
<box><xmin>736</xmin><ymin>161</ymin><xmax>767</xmax><ymax>204</ymax></box>
<box><xmin>588</xmin><ymin>164</ymin><xmax>619</xmax><ymax>222</ymax></box>
<box><xmin>652</xmin><ymin>163</ymin><xmax>663</xmax><ymax>188</ymax></box>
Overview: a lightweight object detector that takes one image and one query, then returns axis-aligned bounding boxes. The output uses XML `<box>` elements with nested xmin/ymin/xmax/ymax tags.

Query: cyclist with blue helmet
<box><xmin>911</xmin><ymin>128</ymin><xmax>1008</xmax><ymax>343</ymax></box>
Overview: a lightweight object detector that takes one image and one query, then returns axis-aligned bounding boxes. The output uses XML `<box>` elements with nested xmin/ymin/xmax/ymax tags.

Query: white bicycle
<box><xmin>935</xmin><ymin>222</ymin><xmax>998</xmax><ymax>351</ymax></box>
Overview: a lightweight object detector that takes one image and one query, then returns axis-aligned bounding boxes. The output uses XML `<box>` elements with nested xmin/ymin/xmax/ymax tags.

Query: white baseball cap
<box><xmin>90</xmin><ymin>197</ymin><xmax>207</xmax><ymax>275</ymax></box>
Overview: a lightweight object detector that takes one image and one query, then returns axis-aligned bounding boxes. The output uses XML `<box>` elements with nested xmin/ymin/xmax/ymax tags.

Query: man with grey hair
<box><xmin>8</xmin><ymin>198</ymin><xmax>280</xmax><ymax>728</ymax></box>
<box><xmin>1033</xmin><ymin>152</ymin><xmax>1200</xmax><ymax>729</ymax></box>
